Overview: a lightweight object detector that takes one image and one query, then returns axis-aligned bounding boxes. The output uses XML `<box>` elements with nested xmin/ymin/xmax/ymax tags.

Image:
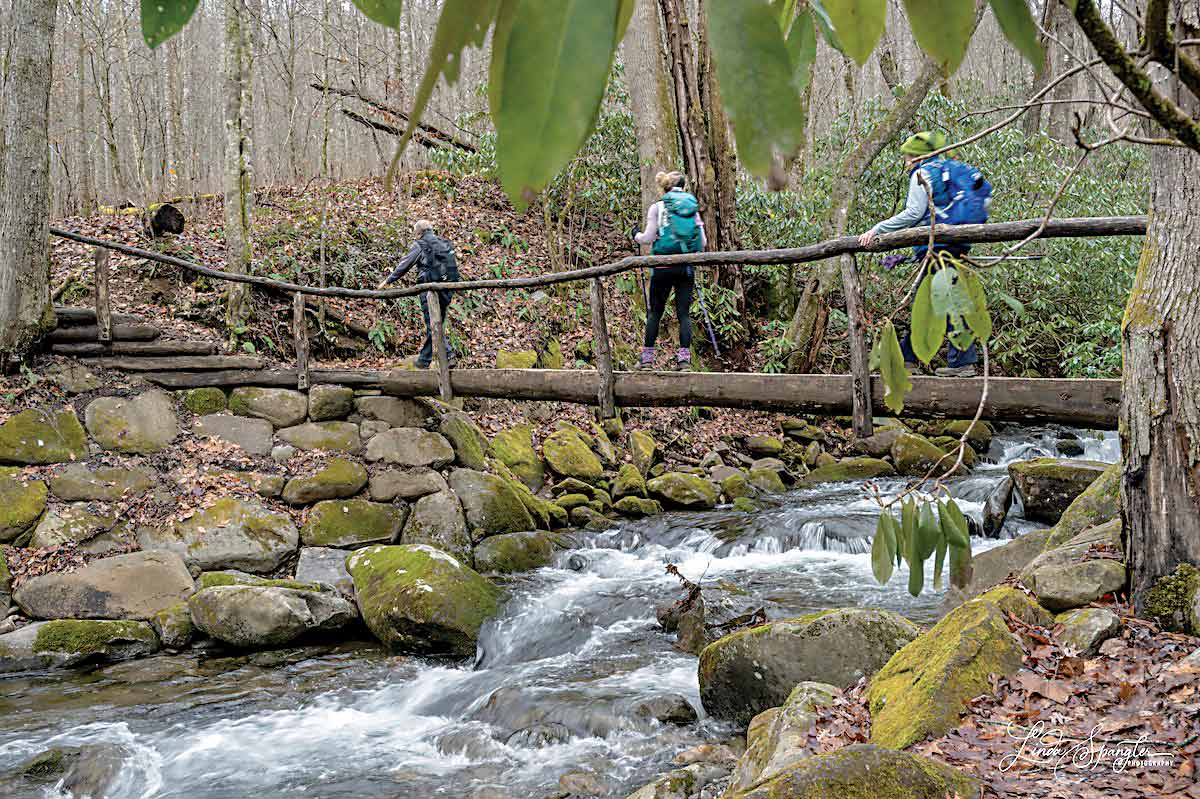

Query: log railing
<box><xmin>49</xmin><ymin>215</ymin><xmax>1147</xmax><ymax>432</ymax></box>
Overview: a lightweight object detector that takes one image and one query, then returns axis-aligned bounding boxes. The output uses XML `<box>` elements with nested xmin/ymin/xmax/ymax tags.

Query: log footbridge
<box><xmin>48</xmin><ymin>215</ymin><xmax>1143</xmax><ymax>433</ymax></box>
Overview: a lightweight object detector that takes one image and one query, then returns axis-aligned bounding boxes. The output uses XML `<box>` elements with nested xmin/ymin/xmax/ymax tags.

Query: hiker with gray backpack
<box><xmin>631</xmin><ymin>171</ymin><xmax>706</xmax><ymax>371</ymax></box>
<box><xmin>377</xmin><ymin>219</ymin><xmax>459</xmax><ymax>368</ymax></box>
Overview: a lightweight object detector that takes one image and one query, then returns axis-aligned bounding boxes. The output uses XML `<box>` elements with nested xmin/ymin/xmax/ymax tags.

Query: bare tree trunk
<box><xmin>223</xmin><ymin>0</ymin><xmax>254</xmax><ymax>334</ymax></box>
<box><xmin>166</xmin><ymin>34</ymin><xmax>185</xmax><ymax>193</ymax></box>
<box><xmin>624</xmin><ymin>0</ymin><xmax>679</xmax><ymax>215</ymax></box>
<box><xmin>74</xmin><ymin>0</ymin><xmax>95</xmax><ymax>213</ymax></box>
<box><xmin>695</xmin><ymin>0</ymin><xmax>737</xmax><ymax>254</ymax></box>
<box><xmin>0</xmin><ymin>0</ymin><xmax>57</xmax><ymax>369</ymax></box>
<box><xmin>1023</xmin><ymin>0</ymin><xmax>1057</xmax><ymax>137</ymax></box>
<box><xmin>659</xmin><ymin>0</ymin><xmax>715</xmax><ymax>231</ymax></box>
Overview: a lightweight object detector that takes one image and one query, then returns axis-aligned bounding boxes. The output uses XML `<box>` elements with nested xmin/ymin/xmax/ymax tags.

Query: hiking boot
<box><xmin>935</xmin><ymin>365</ymin><xmax>977</xmax><ymax>378</ymax></box>
<box><xmin>635</xmin><ymin>347</ymin><xmax>656</xmax><ymax>371</ymax></box>
<box><xmin>672</xmin><ymin>348</ymin><xmax>692</xmax><ymax>371</ymax></box>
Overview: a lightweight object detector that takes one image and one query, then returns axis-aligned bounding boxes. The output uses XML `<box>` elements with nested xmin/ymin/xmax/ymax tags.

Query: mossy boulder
<box><xmin>699</xmin><ymin>609</ymin><xmax>920</xmax><ymax>726</ymax></box>
<box><xmin>0</xmin><ymin>407</ymin><xmax>88</xmax><ymax>465</ymax></box>
<box><xmin>721</xmin><ymin>473</ymin><xmax>755</xmax><ymax>501</ymax></box>
<box><xmin>14</xmin><ymin>550</ymin><xmax>195</xmax><ymax>620</ymax></box>
<box><xmin>891</xmin><ymin>433</ymin><xmax>963</xmax><ymax>478</ymax></box>
<box><xmin>489</xmin><ymin>425</ymin><xmax>545</xmax><ymax>491</ymax></box>
<box><xmin>48</xmin><ymin>464</ymin><xmax>155</xmax><ymax>502</ymax></box>
<box><xmin>1056</xmin><ymin>607</ymin><xmax>1121</xmax><ymax>654</ymax></box>
<box><xmin>1145</xmin><ymin>563</ymin><xmax>1200</xmax><ymax>634</ymax></box>
<box><xmin>1044</xmin><ymin>460</ymin><xmax>1120</xmax><ymax>549</ymax></box>
<box><xmin>1008</xmin><ymin>457</ymin><xmax>1110</xmax><ymax>524</ymax></box>
<box><xmin>365</xmin><ymin>427</ymin><xmax>454</xmax><ymax>468</ymax></box>
<box><xmin>943</xmin><ymin>419</ymin><xmax>993</xmax><ymax>451</ymax></box>
<box><xmin>473</xmin><ymin>530</ymin><xmax>560</xmax><ymax>574</ymax></box>
<box><xmin>0</xmin><ymin>468</ymin><xmax>47</xmax><ymax>543</ymax></box>
<box><xmin>447</xmin><ymin>469</ymin><xmax>535</xmax><ymax>541</ymax></box>
<box><xmin>867</xmin><ymin>589</ymin><xmax>1040</xmax><ymax>749</ymax></box>
<box><xmin>648</xmin><ymin>472</ymin><xmax>719</xmax><ymax>509</ymax></box>
<box><xmin>403</xmin><ymin>490</ymin><xmax>473</xmax><ymax>563</ymax></box>
<box><xmin>539</xmin><ymin>338</ymin><xmax>564</xmax><ymax>370</ymax></box>
<box><xmin>542</xmin><ymin>429</ymin><xmax>603</xmax><ymax>482</ymax></box>
<box><xmin>141</xmin><ymin>497</ymin><xmax>299</xmax><ymax>573</ymax></box>
<box><xmin>196</xmin><ymin>570</ymin><xmax>324</xmax><ymax>591</ymax></box>
<box><xmin>0</xmin><ymin>620</ymin><xmax>159</xmax><ymax>674</ymax></box>
<box><xmin>570</xmin><ymin>505</ymin><xmax>611</xmax><ymax>530</ymax></box>
<box><xmin>300</xmin><ymin>499</ymin><xmax>406</xmax><ymax>549</ymax></box>
<box><xmin>84</xmin><ymin>390</ymin><xmax>179</xmax><ymax>454</ymax></box>
<box><xmin>181</xmin><ymin>387</ymin><xmax>228</xmax><ymax>415</ymax></box>
<box><xmin>307</xmin><ymin>384</ymin><xmax>355</xmax><ymax>421</ymax></box>
<box><xmin>0</xmin><ymin>549</ymin><xmax>12</xmax><ymax>614</ymax></box>
<box><xmin>748</xmin><ymin>468</ymin><xmax>786</xmax><ymax>494</ymax></box>
<box><xmin>729</xmin><ymin>743</ymin><xmax>979</xmax><ymax>799</ymax></box>
<box><xmin>612</xmin><ymin>463</ymin><xmax>647</xmax><ymax>499</ymax></box>
<box><xmin>347</xmin><ymin>544</ymin><xmax>502</xmax><ymax>656</ymax></box>
<box><xmin>744</xmin><ymin>435</ymin><xmax>784</xmax><ymax>457</ymax></box>
<box><xmin>277</xmin><ymin>421</ymin><xmax>362</xmax><ymax>454</ymax></box>
<box><xmin>28</xmin><ymin>505</ymin><xmax>125</xmax><ymax>552</ymax></box>
<box><xmin>1022</xmin><ymin>519</ymin><xmax>1125</xmax><ymax>611</ymax></box>
<box><xmin>282</xmin><ymin>458</ymin><xmax>368</xmax><ymax>505</ymax></box>
<box><xmin>439</xmin><ymin>411</ymin><xmax>489</xmax><ymax>471</ymax></box>
<box><xmin>229</xmin><ymin>387</ymin><xmax>308</xmax><ymax>428</ymax></box>
<box><xmin>799</xmin><ymin>457</ymin><xmax>896</xmax><ymax>486</ymax></box>
<box><xmin>729</xmin><ymin>681</ymin><xmax>841</xmax><ymax>793</ymax></box>
<box><xmin>630</xmin><ymin>430</ymin><xmax>658</xmax><ymax>476</ymax></box>
<box><xmin>495</xmin><ymin>349</ymin><xmax>538</xmax><ymax>369</ymax></box>
<box><xmin>188</xmin><ymin>585</ymin><xmax>357</xmax><ymax>648</ymax></box>
<box><xmin>555</xmin><ymin>493</ymin><xmax>590</xmax><ymax>511</ymax></box>
<box><xmin>150</xmin><ymin>601</ymin><xmax>195</xmax><ymax>649</ymax></box>
<box><xmin>732</xmin><ymin>497</ymin><xmax>761</xmax><ymax>513</ymax></box>
<box><xmin>614</xmin><ymin>496</ymin><xmax>663</xmax><ymax>517</ymax></box>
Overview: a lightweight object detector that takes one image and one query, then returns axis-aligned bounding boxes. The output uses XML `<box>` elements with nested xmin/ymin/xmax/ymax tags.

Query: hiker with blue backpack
<box><xmin>632</xmin><ymin>171</ymin><xmax>706</xmax><ymax>371</ymax></box>
<box><xmin>377</xmin><ymin>219</ymin><xmax>459</xmax><ymax>369</ymax></box>
<box><xmin>859</xmin><ymin>131</ymin><xmax>993</xmax><ymax>378</ymax></box>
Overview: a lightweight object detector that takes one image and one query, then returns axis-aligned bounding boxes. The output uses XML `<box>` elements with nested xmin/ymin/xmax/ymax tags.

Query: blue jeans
<box><xmin>900</xmin><ymin>317</ymin><xmax>978</xmax><ymax>368</ymax></box>
<box><xmin>416</xmin><ymin>291</ymin><xmax>454</xmax><ymax>367</ymax></box>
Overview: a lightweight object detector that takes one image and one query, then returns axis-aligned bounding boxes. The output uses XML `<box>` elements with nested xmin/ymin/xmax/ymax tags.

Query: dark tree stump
<box><xmin>150</xmin><ymin>203</ymin><xmax>185</xmax><ymax>236</ymax></box>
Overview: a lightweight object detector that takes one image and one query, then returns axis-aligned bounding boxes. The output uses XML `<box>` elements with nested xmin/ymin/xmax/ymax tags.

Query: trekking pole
<box><xmin>694</xmin><ymin>270</ymin><xmax>721</xmax><ymax>358</ymax></box>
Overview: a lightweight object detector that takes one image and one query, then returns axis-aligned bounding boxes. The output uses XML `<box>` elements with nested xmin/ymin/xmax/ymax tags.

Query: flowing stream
<box><xmin>0</xmin><ymin>426</ymin><xmax>1117</xmax><ymax>799</ymax></box>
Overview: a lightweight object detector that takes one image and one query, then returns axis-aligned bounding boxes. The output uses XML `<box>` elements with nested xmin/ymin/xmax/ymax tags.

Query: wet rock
<box><xmin>188</xmin><ymin>585</ymin><xmax>357</xmax><ymax>648</ymax></box>
<box><xmin>447</xmin><ymin>469</ymin><xmax>535</xmax><ymax>541</ymax></box>
<box><xmin>648</xmin><ymin>472</ymin><xmax>719</xmax><ymax>509</ymax></box>
<box><xmin>301</xmin><ymin>498</ymin><xmax>406</xmax><ymax>549</ymax></box>
<box><xmin>282</xmin><ymin>457</ymin><xmax>368</xmax><ymax>505</ymax></box>
<box><xmin>1043</xmin><ymin>460</ymin><xmax>1120</xmax><ymax>548</ymax></box>
<box><xmin>6</xmin><ymin>744</ymin><xmax>127</xmax><ymax>799</ymax></box>
<box><xmin>0</xmin><ymin>619</ymin><xmax>158</xmax><ymax>674</ymax></box>
<box><xmin>555</xmin><ymin>493</ymin><xmax>591</xmax><ymax>511</ymax></box>
<box><xmin>720</xmin><ymin>473</ymin><xmax>754</xmax><ymax>501</ymax></box>
<box><xmin>49</xmin><ymin>464</ymin><xmax>155</xmax><ymax>502</ymax></box>
<box><xmin>1057</xmin><ymin>607</ymin><xmax>1121</xmax><ymax>654</ymax></box>
<box><xmin>403</xmin><ymin>490</ymin><xmax>473</xmax><ymax>563</ymax></box>
<box><xmin>569</xmin><ymin>505</ymin><xmax>611</xmax><ymax>531</ymax></box>
<box><xmin>0</xmin><ymin>407</ymin><xmax>88</xmax><ymax>465</ymax></box>
<box><xmin>440</xmin><ymin>411</ymin><xmax>490</xmax><ymax>470</ymax></box>
<box><xmin>730</xmin><ymin>681</ymin><xmax>840</xmax><ymax>792</ymax></box>
<box><xmin>141</xmin><ymin>497</ymin><xmax>299</xmax><ymax>573</ymax></box>
<box><xmin>676</xmin><ymin>596</ymin><xmax>708</xmax><ymax>655</ymax></box>
<box><xmin>733</xmin><ymin>744</ymin><xmax>978</xmax><ymax>799</ymax></box>
<box><xmin>181</xmin><ymin>386</ymin><xmax>227</xmax><ymax>415</ymax></box>
<box><xmin>613</xmin><ymin>462</ymin><xmax>647</xmax><ymax>499</ymax></box>
<box><xmin>868</xmin><ymin>588</ymin><xmax>1038</xmax><ymax>749</ymax></box>
<box><xmin>354</xmin><ymin>396</ymin><xmax>433</xmax><ymax>428</ymax></box>
<box><xmin>941</xmin><ymin>528</ymin><xmax>1052</xmax><ymax>611</ymax></box>
<box><xmin>85</xmin><ymin>390</ymin><xmax>179</xmax><ymax>454</ymax></box>
<box><xmin>543</xmin><ymin>429</ymin><xmax>603</xmax><ymax>482</ymax></box>
<box><xmin>850</xmin><ymin>427</ymin><xmax>906</xmax><ymax>458</ymax></box>
<box><xmin>295</xmin><ymin>547</ymin><xmax>355</xmax><ymax>597</ymax></box>
<box><xmin>943</xmin><ymin>419</ymin><xmax>993</xmax><ymax>451</ymax></box>
<box><xmin>489</xmin><ymin>425</ymin><xmax>545</xmax><ymax>491</ymax></box>
<box><xmin>277</xmin><ymin>421</ymin><xmax>362</xmax><ymax>454</ymax></box>
<box><xmin>194</xmin><ymin>413</ymin><xmax>275</xmax><ymax>456</ymax></box>
<box><xmin>496</xmin><ymin>349</ymin><xmax>538</xmax><ymax>369</ymax></box>
<box><xmin>632</xmin><ymin>694</ymin><xmax>699</xmax><ymax>725</ymax></box>
<box><xmin>366</xmin><ymin>427</ymin><xmax>454</xmax><ymax>468</ymax></box>
<box><xmin>229</xmin><ymin>387</ymin><xmax>308</xmax><ymax>428</ymax></box>
<box><xmin>744</xmin><ymin>435</ymin><xmax>784</xmax><ymax>457</ymax></box>
<box><xmin>0</xmin><ymin>549</ymin><xmax>11</xmax><ymax>616</ymax></box>
<box><xmin>307</xmin><ymin>385</ymin><xmax>355</xmax><ymax>422</ymax></box>
<box><xmin>368</xmin><ymin>467</ymin><xmax>447</xmax><ymax>502</ymax></box>
<box><xmin>781</xmin><ymin>418</ymin><xmax>825</xmax><ymax>443</ymax></box>
<box><xmin>347</xmin><ymin>544</ymin><xmax>503</xmax><ymax>656</ymax></box>
<box><xmin>0</xmin><ymin>467</ymin><xmax>47</xmax><ymax>543</ymax></box>
<box><xmin>891</xmin><ymin>432</ymin><xmax>962</xmax><ymax>478</ymax></box>
<box><xmin>614</xmin><ymin>496</ymin><xmax>663</xmax><ymax>518</ymax></box>
<box><xmin>700</xmin><ymin>609</ymin><xmax>919</xmax><ymax>725</ymax></box>
<box><xmin>732</xmin><ymin>497</ymin><xmax>761</xmax><ymax>513</ymax></box>
<box><xmin>1008</xmin><ymin>457</ymin><xmax>1110</xmax><ymax>524</ymax></box>
<box><xmin>1057</xmin><ymin>438</ymin><xmax>1085</xmax><ymax>457</ymax></box>
<box><xmin>197</xmin><ymin>570</ymin><xmax>324</xmax><ymax>591</ymax></box>
<box><xmin>982</xmin><ymin>477</ymin><xmax>1014</xmax><ymax>537</ymax></box>
<box><xmin>747</xmin><ymin>468</ymin><xmax>786</xmax><ymax>494</ymax></box>
<box><xmin>14</xmin><ymin>550</ymin><xmax>194</xmax><ymax>620</ymax></box>
<box><xmin>624</xmin><ymin>767</ymin><xmax>698</xmax><ymax>799</ymax></box>
<box><xmin>559</xmin><ymin>770</ymin><xmax>608</xmax><ymax>796</ymax></box>
<box><xmin>473</xmin><ymin>530</ymin><xmax>559</xmax><ymax>574</ymax></box>
<box><xmin>505</xmin><ymin>722</ymin><xmax>572</xmax><ymax>748</ymax></box>
<box><xmin>799</xmin><ymin>457</ymin><xmax>896</xmax><ymax>486</ymax></box>
<box><xmin>630</xmin><ymin>431</ymin><xmax>658</xmax><ymax>477</ymax></box>
<box><xmin>150</xmin><ymin>601</ymin><xmax>195</xmax><ymax>649</ymax></box>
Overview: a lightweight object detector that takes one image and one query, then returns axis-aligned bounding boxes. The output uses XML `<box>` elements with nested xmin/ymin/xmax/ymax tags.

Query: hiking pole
<box><xmin>694</xmin><ymin>270</ymin><xmax>721</xmax><ymax>358</ymax></box>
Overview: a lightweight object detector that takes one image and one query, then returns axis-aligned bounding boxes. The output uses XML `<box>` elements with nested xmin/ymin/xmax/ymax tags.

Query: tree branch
<box><xmin>1145</xmin><ymin>0</ymin><xmax>1200</xmax><ymax>100</ymax></box>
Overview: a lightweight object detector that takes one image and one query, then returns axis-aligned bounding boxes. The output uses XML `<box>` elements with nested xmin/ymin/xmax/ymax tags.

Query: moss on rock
<box><xmin>630</xmin><ymin>430</ymin><xmax>657</xmax><ymax>476</ymax></box>
<box><xmin>229</xmin><ymin>387</ymin><xmax>308</xmax><ymax>428</ymax></box>
<box><xmin>614</xmin><ymin>496</ymin><xmax>663</xmax><ymax>517</ymax></box>
<box><xmin>1044</xmin><ymin>461</ymin><xmax>1120</xmax><ymax>549</ymax></box>
<box><xmin>0</xmin><ymin>408</ymin><xmax>88</xmax><ymax>465</ymax></box>
<box><xmin>32</xmin><ymin>619</ymin><xmax>158</xmax><ymax>656</ymax></box>
<box><xmin>1145</xmin><ymin>563</ymin><xmax>1199</xmax><ymax>634</ymax></box>
<box><xmin>84</xmin><ymin>390</ymin><xmax>180</xmax><ymax>454</ymax></box>
<box><xmin>473</xmin><ymin>530</ymin><xmax>560</xmax><ymax>574</ymax></box>
<box><xmin>282</xmin><ymin>458</ymin><xmax>368</xmax><ymax>506</ymax></box>
<box><xmin>748</xmin><ymin>468</ymin><xmax>786</xmax><ymax>494</ymax></box>
<box><xmin>800</xmin><ymin>457</ymin><xmax>896</xmax><ymax>486</ymax></box>
<box><xmin>0</xmin><ymin>468</ymin><xmax>48</xmax><ymax>543</ymax></box>
<box><xmin>150</xmin><ymin>601</ymin><xmax>195</xmax><ymax>649</ymax></box>
<box><xmin>613</xmin><ymin>463</ymin><xmax>647</xmax><ymax>499</ymax></box>
<box><xmin>648</xmin><ymin>472</ymin><xmax>719</xmax><ymax>509</ymax></box>
<box><xmin>1008</xmin><ymin>457</ymin><xmax>1109</xmax><ymax>525</ymax></box>
<box><xmin>181</xmin><ymin>387</ymin><xmax>227</xmax><ymax>415</ymax></box>
<box><xmin>439</xmin><ymin>412</ymin><xmax>489</xmax><ymax>471</ymax></box>
<box><xmin>489</xmin><ymin>425</ymin><xmax>545</xmax><ymax>491</ymax></box>
<box><xmin>197</xmin><ymin>571</ymin><xmax>324</xmax><ymax>591</ymax></box>
<box><xmin>446</xmin><ymin>469</ymin><xmax>535</xmax><ymax>541</ymax></box>
<box><xmin>495</xmin><ymin>349</ymin><xmax>538</xmax><ymax>369</ymax></box>
<box><xmin>542</xmin><ymin>430</ymin><xmax>603</xmax><ymax>482</ymax></box>
<box><xmin>300</xmin><ymin>499</ymin><xmax>406</xmax><ymax>548</ymax></box>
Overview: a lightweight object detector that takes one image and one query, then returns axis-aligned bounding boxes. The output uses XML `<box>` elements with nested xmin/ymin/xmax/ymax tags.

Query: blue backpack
<box><xmin>652</xmin><ymin>191</ymin><xmax>704</xmax><ymax>256</ymax></box>
<box><xmin>913</xmin><ymin>158</ymin><xmax>992</xmax><ymax>257</ymax></box>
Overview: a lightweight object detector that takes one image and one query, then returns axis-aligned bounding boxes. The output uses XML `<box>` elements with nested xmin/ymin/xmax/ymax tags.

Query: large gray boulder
<box><xmin>0</xmin><ymin>407</ymin><xmax>88</xmax><ymax>465</ymax></box>
<box><xmin>194</xmin><ymin>414</ymin><xmax>275</xmax><ymax>456</ymax></box>
<box><xmin>1008</xmin><ymin>457</ymin><xmax>1110</xmax><ymax>524</ymax></box>
<box><xmin>300</xmin><ymin>499</ymin><xmax>406</xmax><ymax>549</ymax></box>
<box><xmin>295</xmin><ymin>547</ymin><xmax>355</xmax><ymax>597</ymax></box>
<box><xmin>0</xmin><ymin>467</ymin><xmax>47</xmax><ymax>543</ymax></box>
<box><xmin>402</xmin><ymin>490</ymin><xmax>472</xmax><ymax>563</ymax></box>
<box><xmin>368</xmin><ymin>468</ymin><xmax>448</xmax><ymax>502</ymax></box>
<box><xmin>1057</xmin><ymin>607</ymin><xmax>1121</xmax><ymax>654</ymax></box>
<box><xmin>48</xmin><ymin>464</ymin><xmax>156</xmax><ymax>502</ymax></box>
<box><xmin>365</xmin><ymin>427</ymin><xmax>454</xmax><ymax>468</ymax></box>
<box><xmin>188</xmin><ymin>585</ymin><xmax>356</xmax><ymax>648</ymax></box>
<box><xmin>84</xmin><ymin>390</ymin><xmax>179</xmax><ymax>454</ymax></box>
<box><xmin>276</xmin><ymin>422</ymin><xmax>362</xmax><ymax>453</ymax></box>
<box><xmin>730</xmin><ymin>682</ymin><xmax>840</xmax><ymax>792</ymax></box>
<box><xmin>28</xmin><ymin>505</ymin><xmax>128</xmax><ymax>553</ymax></box>
<box><xmin>14</xmin><ymin>550</ymin><xmax>194</xmax><ymax>620</ymax></box>
<box><xmin>139</xmin><ymin>497</ymin><xmax>299</xmax><ymax>573</ymax></box>
<box><xmin>473</xmin><ymin>530</ymin><xmax>559</xmax><ymax>574</ymax></box>
<box><xmin>282</xmin><ymin>457</ymin><xmax>368</xmax><ymax>505</ymax></box>
<box><xmin>355</xmin><ymin>396</ymin><xmax>433</xmax><ymax>427</ymax></box>
<box><xmin>229</xmin><ymin>387</ymin><xmax>308</xmax><ymax>428</ymax></box>
<box><xmin>0</xmin><ymin>620</ymin><xmax>158</xmax><ymax>674</ymax></box>
<box><xmin>307</xmin><ymin>385</ymin><xmax>355</xmax><ymax>422</ymax></box>
<box><xmin>1022</xmin><ymin>519</ymin><xmax>1126</xmax><ymax>611</ymax></box>
<box><xmin>447</xmin><ymin>469</ymin><xmax>535</xmax><ymax>541</ymax></box>
<box><xmin>698</xmin><ymin>608</ymin><xmax>920</xmax><ymax>725</ymax></box>
<box><xmin>941</xmin><ymin>528</ymin><xmax>1053</xmax><ymax>611</ymax></box>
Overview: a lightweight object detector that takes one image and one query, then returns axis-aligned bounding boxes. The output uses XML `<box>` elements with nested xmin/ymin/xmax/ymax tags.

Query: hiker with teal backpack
<box><xmin>632</xmin><ymin>171</ymin><xmax>706</xmax><ymax>370</ymax></box>
<box><xmin>859</xmin><ymin>131</ymin><xmax>993</xmax><ymax>377</ymax></box>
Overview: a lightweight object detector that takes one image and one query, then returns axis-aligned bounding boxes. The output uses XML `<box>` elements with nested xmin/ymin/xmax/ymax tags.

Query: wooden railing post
<box><xmin>590</xmin><ymin>278</ymin><xmax>616</xmax><ymax>419</ymax></box>
<box><xmin>94</xmin><ymin>247</ymin><xmax>112</xmax><ymax>344</ymax></box>
<box><xmin>840</xmin><ymin>254</ymin><xmax>874</xmax><ymax>437</ymax></box>
<box><xmin>293</xmin><ymin>291</ymin><xmax>309</xmax><ymax>390</ymax></box>
<box><xmin>426</xmin><ymin>289</ymin><xmax>453</xmax><ymax>403</ymax></box>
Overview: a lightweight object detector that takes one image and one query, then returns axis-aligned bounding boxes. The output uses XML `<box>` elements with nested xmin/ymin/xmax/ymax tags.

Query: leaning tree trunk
<box><xmin>223</xmin><ymin>0</ymin><xmax>254</xmax><ymax>334</ymax></box>
<box><xmin>0</xmin><ymin>0</ymin><xmax>58</xmax><ymax>370</ymax></box>
<box><xmin>623</xmin><ymin>0</ymin><xmax>680</xmax><ymax>217</ymax></box>
<box><xmin>1121</xmin><ymin>111</ymin><xmax>1200</xmax><ymax>611</ymax></box>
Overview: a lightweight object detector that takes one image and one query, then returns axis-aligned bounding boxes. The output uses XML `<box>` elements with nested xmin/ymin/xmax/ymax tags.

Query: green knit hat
<box><xmin>899</xmin><ymin>131</ymin><xmax>947</xmax><ymax>157</ymax></box>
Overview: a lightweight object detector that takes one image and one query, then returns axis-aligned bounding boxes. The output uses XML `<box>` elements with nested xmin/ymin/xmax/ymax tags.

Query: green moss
<box><xmin>1145</xmin><ymin>563</ymin><xmax>1200</xmax><ymax>634</ymax></box>
<box><xmin>282</xmin><ymin>457</ymin><xmax>367</xmax><ymax>504</ymax></box>
<box><xmin>301</xmin><ymin>499</ymin><xmax>405</xmax><ymax>548</ymax></box>
<box><xmin>613</xmin><ymin>496</ymin><xmax>662</xmax><ymax>517</ymax></box>
<box><xmin>150</xmin><ymin>601</ymin><xmax>195</xmax><ymax>649</ymax></box>
<box><xmin>976</xmin><ymin>585</ymin><xmax>1053</xmax><ymax>627</ymax></box>
<box><xmin>647</xmin><ymin>472</ymin><xmax>719</xmax><ymax>509</ymax></box>
<box><xmin>0</xmin><ymin>548</ymin><xmax>11</xmax><ymax>596</ymax></box>
<box><xmin>489</xmin><ymin>425</ymin><xmax>545</xmax><ymax>491</ymax></box>
<box><xmin>182</xmin><ymin>387</ymin><xmax>227</xmax><ymax>415</ymax></box>
<box><xmin>800</xmin><ymin>457</ymin><xmax>896</xmax><ymax>486</ymax></box>
<box><xmin>197</xmin><ymin>572</ymin><xmax>323</xmax><ymax>591</ymax></box>
<box><xmin>748</xmin><ymin>468</ymin><xmax>787</xmax><ymax>494</ymax></box>
<box><xmin>0</xmin><ymin>408</ymin><xmax>88</xmax><ymax>465</ymax></box>
<box><xmin>495</xmin><ymin>349</ymin><xmax>538</xmax><ymax>369</ymax></box>
<box><xmin>721</xmin><ymin>473</ymin><xmax>754</xmax><ymax>501</ymax></box>
<box><xmin>542</xmin><ymin>430</ymin><xmax>603</xmax><ymax>481</ymax></box>
<box><xmin>630</xmin><ymin>430</ymin><xmax>657</xmax><ymax>476</ymax></box>
<box><xmin>440</xmin><ymin>413</ymin><xmax>488</xmax><ymax>471</ymax></box>
<box><xmin>612</xmin><ymin>463</ymin><xmax>647</xmax><ymax>499</ymax></box>
<box><xmin>0</xmin><ymin>468</ymin><xmax>48</xmax><ymax>542</ymax></box>
<box><xmin>732</xmin><ymin>497</ymin><xmax>760</xmax><ymax>513</ymax></box>
<box><xmin>538</xmin><ymin>338</ymin><xmax>564</xmax><ymax>370</ymax></box>
<box><xmin>32</xmin><ymin>620</ymin><xmax>157</xmax><ymax>655</ymax></box>
<box><xmin>1044</xmin><ymin>461</ymin><xmax>1121</xmax><ymax>549</ymax></box>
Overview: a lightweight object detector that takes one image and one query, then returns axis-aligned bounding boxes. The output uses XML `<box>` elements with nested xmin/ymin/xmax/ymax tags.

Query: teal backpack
<box><xmin>652</xmin><ymin>191</ymin><xmax>704</xmax><ymax>255</ymax></box>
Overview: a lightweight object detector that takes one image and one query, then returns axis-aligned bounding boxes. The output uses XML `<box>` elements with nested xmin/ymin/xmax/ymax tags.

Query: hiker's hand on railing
<box><xmin>858</xmin><ymin>230</ymin><xmax>877</xmax><ymax>248</ymax></box>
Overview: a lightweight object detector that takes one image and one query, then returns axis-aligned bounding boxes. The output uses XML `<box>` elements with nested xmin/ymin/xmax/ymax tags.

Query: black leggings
<box><xmin>644</xmin><ymin>266</ymin><xmax>694</xmax><ymax>348</ymax></box>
